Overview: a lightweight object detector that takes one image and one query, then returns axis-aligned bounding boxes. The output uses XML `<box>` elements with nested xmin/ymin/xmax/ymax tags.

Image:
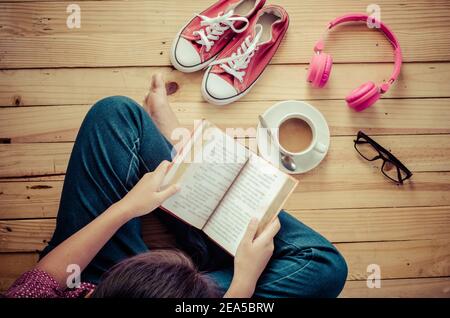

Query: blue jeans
<box><xmin>41</xmin><ymin>96</ymin><xmax>347</xmax><ymax>298</ymax></box>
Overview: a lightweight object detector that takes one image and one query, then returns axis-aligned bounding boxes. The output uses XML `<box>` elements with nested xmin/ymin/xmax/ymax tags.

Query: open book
<box><xmin>160</xmin><ymin>121</ymin><xmax>298</xmax><ymax>255</ymax></box>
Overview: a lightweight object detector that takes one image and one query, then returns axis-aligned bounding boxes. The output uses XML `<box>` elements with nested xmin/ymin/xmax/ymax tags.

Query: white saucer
<box><xmin>256</xmin><ymin>100</ymin><xmax>330</xmax><ymax>174</ymax></box>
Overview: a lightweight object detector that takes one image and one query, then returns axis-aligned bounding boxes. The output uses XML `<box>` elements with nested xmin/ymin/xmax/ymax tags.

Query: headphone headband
<box><xmin>315</xmin><ymin>13</ymin><xmax>402</xmax><ymax>92</ymax></box>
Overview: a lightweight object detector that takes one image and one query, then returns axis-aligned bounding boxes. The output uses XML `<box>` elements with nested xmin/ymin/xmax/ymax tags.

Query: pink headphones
<box><xmin>307</xmin><ymin>13</ymin><xmax>403</xmax><ymax>111</ymax></box>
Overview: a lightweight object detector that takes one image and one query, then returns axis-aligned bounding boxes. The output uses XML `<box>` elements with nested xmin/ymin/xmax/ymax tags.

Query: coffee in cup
<box><xmin>257</xmin><ymin>100</ymin><xmax>330</xmax><ymax>174</ymax></box>
<box><xmin>278</xmin><ymin>117</ymin><xmax>313</xmax><ymax>153</ymax></box>
<box><xmin>275</xmin><ymin>114</ymin><xmax>327</xmax><ymax>156</ymax></box>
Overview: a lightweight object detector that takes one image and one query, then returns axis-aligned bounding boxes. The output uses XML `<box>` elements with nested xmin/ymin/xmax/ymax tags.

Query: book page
<box><xmin>161</xmin><ymin>125</ymin><xmax>249</xmax><ymax>229</ymax></box>
<box><xmin>160</xmin><ymin>120</ymin><xmax>205</xmax><ymax>189</ymax></box>
<box><xmin>203</xmin><ymin>153</ymin><xmax>289</xmax><ymax>255</ymax></box>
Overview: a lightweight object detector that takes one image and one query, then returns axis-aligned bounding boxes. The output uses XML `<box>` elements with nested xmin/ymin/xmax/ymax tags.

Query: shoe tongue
<box><xmin>184</xmin><ymin>10</ymin><xmax>238</xmax><ymax>42</ymax></box>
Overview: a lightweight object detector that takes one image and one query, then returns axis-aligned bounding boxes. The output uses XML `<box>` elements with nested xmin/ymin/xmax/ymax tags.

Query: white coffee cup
<box><xmin>274</xmin><ymin>113</ymin><xmax>327</xmax><ymax>156</ymax></box>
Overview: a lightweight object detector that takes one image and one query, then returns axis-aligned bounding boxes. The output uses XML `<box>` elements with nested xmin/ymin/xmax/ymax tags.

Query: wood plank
<box><xmin>285</xmin><ymin>172</ymin><xmax>450</xmax><ymax>211</ymax></box>
<box><xmin>0</xmin><ymin>180</ymin><xmax>62</xmax><ymax>219</ymax></box>
<box><xmin>1</xmin><ymin>218</ymin><xmax>449</xmax><ymax>281</ymax></box>
<box><xmin>0</xmin><ymin>219</ymin><xmax>54</xmax><ymax>252</ymax></box>
<box><xmin>0</xmin><ymin>253</ymin><xmax>38</xmax><ymax>293</ymax></box>
<box><xmin>1</xmin><ymin>134</ymin><xmax>448</xmax><ymax>177</ymax></box>
<box><xmin>291</xmin><ymin>206</ymin><xmax>450</xmax><ymax>243</ymax></box>
<box><xmin>335</xmin><ymin>239</ymin><xmax>450</xmax><ymax>281</ymax></box>
<box><xmin>0</xmin><ymin>214</ymin><xmax>175</xmax><ymax>253</ymax></box>
<box><xmin>1</xmin><ymin>0</ymin><xmax>449</xmax><ymax>68</ymax></box>
<box><xmin>341</xmin><ymin>277</ymin><xmax>450</xmax><ymax>298</ymax></box>
<box><xmin>0</xmin><ymin>143</ymin><xmax>72</xmax><ymax>177</ymax></box>
<box><xmin>173</xmin><ymin>99</ymin><xmax>450</xmax><ymax>136</ymax></box>
<box><xmin>1</xmin><ymin>63</ymin><xmax>449</xmax><ymax>107</ymax></box>
<box><xmin>1</xmin><ymin>171</ymin><xmax>449</xmax><ymax>219</ymax></box>
<box><xmin>2</xmin><ymin>99</ymin><xmax>450</xmax><ymax>142</ymax></box>
<box><xmin>0</xmin><ymin>105</ymin><xmax>89</xmax><ymax>142</ymax></box>
<box><xmin>2</xmin><ymin>206</ymin><xmax>450</xmax><ymax>251</ymax></box>
<box><xmin>0</xmin><ymin>174</ymin><xmax>449</xmax><ymax>224</ymax></box>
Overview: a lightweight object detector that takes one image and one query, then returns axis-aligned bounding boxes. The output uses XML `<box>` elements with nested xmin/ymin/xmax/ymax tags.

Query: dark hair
<box><xmin>91</xmin><ymin>249</ymin><xmax>220</xmax><ymax>298</ymax></box>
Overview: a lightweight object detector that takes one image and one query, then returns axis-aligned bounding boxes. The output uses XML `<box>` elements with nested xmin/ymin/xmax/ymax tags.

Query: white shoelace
<box><xmin>210</xmin><ymin>24</ymin><xmax>263</xmax><ymax>83</ymax></box>
<box><xmin>193</xmin><ymin>10</ymin><xmax>249</xmax><ymax>52</ymax></box>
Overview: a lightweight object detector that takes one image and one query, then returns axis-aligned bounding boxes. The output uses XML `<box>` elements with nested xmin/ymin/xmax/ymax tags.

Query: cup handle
<box><xmin>314</xmin><ymin>142</ymin><xmax>327</xmax><ymax>154</ymax></box>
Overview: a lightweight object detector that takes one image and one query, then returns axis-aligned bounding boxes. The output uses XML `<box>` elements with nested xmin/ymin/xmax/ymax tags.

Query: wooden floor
<box><xmin>1</xmin><ymin>0</ymin><xmax>450</xmax><ymax>297</ymax></box>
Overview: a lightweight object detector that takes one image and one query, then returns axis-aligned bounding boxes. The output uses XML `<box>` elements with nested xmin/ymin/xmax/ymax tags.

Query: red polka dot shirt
<box><xmin>4</xmin><ymin>268</ymin><xmax>95</xmax><ymax>298</ymax></box>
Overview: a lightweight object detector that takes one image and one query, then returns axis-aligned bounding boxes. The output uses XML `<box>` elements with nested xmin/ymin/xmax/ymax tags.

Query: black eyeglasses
<box><xmin>354</xmin><ymin>131</ymin><xmax>412</xmax><ymax>184</ymax></box>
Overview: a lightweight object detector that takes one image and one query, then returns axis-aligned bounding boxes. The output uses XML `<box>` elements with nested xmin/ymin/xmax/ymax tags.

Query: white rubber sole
<box><xmin>201</xmin><ymin>67</ymin><xmax>261</xmax><ymax>106</ymax></box>
<box><xmin>170</xmin><ymin>26</ymin><xmax>219</xmax><ymax>73</ymax></box>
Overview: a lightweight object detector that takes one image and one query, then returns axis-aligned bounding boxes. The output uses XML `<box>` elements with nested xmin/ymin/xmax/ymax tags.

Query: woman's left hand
<box><xmin>226</xmin><ymin>217</ymin><xmax>281</xmax><ymax>297</ymax></box>
<box><xmin>116</xmin><ymin>160</ymin><xmax>179</xmax><ymax>219</ymax></box>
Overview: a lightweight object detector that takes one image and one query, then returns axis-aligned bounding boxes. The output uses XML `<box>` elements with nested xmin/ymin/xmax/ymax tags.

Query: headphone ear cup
<box><xmin>319</xmin><ymin>54</ymin><xmax>333</xmax><ymax>88</ymax></box>
<box><xmin>307</xmin><ymin>53</ymin><xmax>332</xmax><ymax>88</ymax></box>
<box><xmin>345</xmin><ymin>81</ymin><xmax>380</xmax><ymax>111</ymax></box>
<box><xmin>306</xmin><ymin>54</ymin><xmax>320</xmax><ymax>86</ymax></box>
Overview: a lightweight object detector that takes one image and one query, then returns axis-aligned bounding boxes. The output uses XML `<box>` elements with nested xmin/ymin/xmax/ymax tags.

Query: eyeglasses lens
<box><xmin>355</xmin><ymin>141</ymin><xmax>380</xmax><ymax>161</ymax></box>
<box><xmin>382</xmin><ymin>161</ymin><xmax>408</xmax><ymax>182</ymax></box>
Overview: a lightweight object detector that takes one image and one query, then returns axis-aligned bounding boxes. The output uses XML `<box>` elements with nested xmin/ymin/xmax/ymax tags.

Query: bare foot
<box><xmin>144</xmin><ymin>73</ymin><xmax>180</xmax><ymax>145</ymax></box>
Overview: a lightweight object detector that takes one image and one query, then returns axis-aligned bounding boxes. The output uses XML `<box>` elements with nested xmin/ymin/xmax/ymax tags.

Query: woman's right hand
<box><xmin>115</xmin><ymin>160</ymin><xmax>179</xmax><ymax>220</ymax></box>
<box><xmin>225</xmin><ymin>217</ymin><xmax>281</xmax><ymax>298</ymax></box>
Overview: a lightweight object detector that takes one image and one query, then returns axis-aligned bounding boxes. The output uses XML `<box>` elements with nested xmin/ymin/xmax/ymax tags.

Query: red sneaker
<box><xmin>170</xmin><ymin>0</ymin><xmax>265</xmax><ymax>73</ymax></box>
<box><xmin>201</xmin><ymin>5</ymin><xmax>289</xmax><ymax>105</ymax></box>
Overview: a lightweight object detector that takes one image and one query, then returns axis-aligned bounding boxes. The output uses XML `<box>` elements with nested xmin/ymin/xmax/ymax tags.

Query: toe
<box><xmin>151</xmin><ymin>73</ymin><xmax>165</xmax><ymax>92</ymax></box>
